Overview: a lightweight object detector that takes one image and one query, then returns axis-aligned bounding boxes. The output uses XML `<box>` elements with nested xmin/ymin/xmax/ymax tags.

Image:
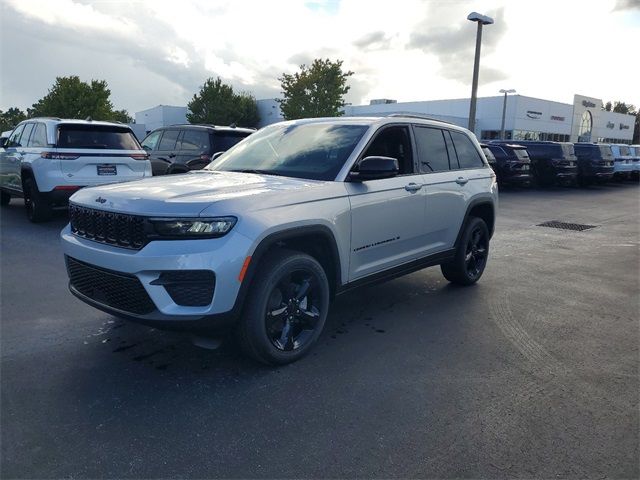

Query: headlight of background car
<box><xmin>150</xmin><ymin>217</ymin><xmax>237</xmax><ymax>238</ymax></box>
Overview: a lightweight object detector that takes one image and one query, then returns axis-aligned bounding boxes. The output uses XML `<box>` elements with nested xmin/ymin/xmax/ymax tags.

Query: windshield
<box><xmin>513</xmin><ymin>148</ymin><xmax>529</xmax><ymax>160</ymax></box>
<box><xmin>599</xmin><ymin>145</ymin><xmax>614</xmax><ymax>159</ymax></box>
<box><xmin>207</xmin><ymin>123</ymin><xmax>369</xmax><ymax>181</ymax></box>
<box><xmin>481</xmin><ymin>147</ymin><xmax>496</xmax><ymax>161</ymax></box>
<box><xmin>213</xmin><ymin>131</ymin><xmax>253</xmax><ymax>151</ymax></box>
<box><xmin>57</xmin><ymin>124</ymin><xmax>141</xmax><ymax>150</ymax></box>
<box><xmin>619</xmin><ymin>145</ymin><xmax>631</xmax><ymax>156</ymax></box>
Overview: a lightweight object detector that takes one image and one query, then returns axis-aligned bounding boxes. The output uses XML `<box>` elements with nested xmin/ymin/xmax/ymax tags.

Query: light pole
<box><xmin>499</xmin><ymin>88</ymin><xmax>516</xmax><ymax>139</ymax></box>
<box><xmin>467</xmin><ymin>12</ymin><xmax>494</xmax><ymax>135</ymax></box>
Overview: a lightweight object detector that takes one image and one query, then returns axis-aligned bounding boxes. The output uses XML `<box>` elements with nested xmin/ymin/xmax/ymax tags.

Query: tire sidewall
<box><xmin>458</xmin><ymin>217</ymin><xmax>489</xmax><ymax>282</ymax></box>
<box><xmin>243</xmin><ymin>251</ymin><xmax>330</xmax><ymax>365</ymax></box>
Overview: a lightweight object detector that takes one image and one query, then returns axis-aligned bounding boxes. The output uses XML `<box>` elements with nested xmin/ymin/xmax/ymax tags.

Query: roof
<box><xmin>164</xmin><ymin>123</ymin><xmax>256</xmax><ymax>133</ymax></box>
<box><xmin>20</xmin><ymin>117</ymin><xmax>132</xmax><ymax>128</ymax></box>
<box><xmin>273</xmin><ymin>115</ymin><xmax>471</xmax><ymax>133</ymax></box>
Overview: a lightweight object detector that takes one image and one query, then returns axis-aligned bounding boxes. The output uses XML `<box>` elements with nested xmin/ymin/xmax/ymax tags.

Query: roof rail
<box><xmin>387</xmin><ymin>113</ymin><xmax>454</xmax><ymax>125</ymax></box>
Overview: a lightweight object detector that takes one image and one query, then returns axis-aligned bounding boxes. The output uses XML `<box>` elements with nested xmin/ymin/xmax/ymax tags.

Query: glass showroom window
<box><xmin>578</xmin><ymin>111</ymin><xmax>592</xmax><ymax>142</ymax></box>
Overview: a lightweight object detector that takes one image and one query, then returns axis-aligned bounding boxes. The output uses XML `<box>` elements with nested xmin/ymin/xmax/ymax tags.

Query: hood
<box><xmin>69</xmin><ymin>170</ymin><xmax>332</xmax><ymax>216</ymax></box>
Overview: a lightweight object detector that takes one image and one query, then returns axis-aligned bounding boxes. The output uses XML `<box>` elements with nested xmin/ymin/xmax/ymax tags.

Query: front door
<box><xmin>346</xmin><ymin>125</ymin><xmax>428</xmax><ymax>280</ymax></box>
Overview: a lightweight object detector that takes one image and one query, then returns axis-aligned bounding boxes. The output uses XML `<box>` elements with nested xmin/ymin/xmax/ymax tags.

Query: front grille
<box><xmin>66</xmin><ymin>256</ymin><xmax>155</xmax><ymax>315</ymax></box>
<box><xmin>151</xmin><ymin>271</ymin><xmax>215</xmax><ymax>307</ymax></box>
<box><xmin>537</xmin><ymin>221</ymin><xmax>597</xmax><ymax>232</ymax></box>
<box><xmin>69</xmin><ymin>204</ymin><xmax>146</xmax><ymax>249</ymax></box>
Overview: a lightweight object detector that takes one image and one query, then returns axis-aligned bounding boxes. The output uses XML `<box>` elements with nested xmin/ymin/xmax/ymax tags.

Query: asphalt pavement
<box><xmin>1</xmin><ymin>183</ymin><xmax>639</xmax><ymax>478</ymax></box>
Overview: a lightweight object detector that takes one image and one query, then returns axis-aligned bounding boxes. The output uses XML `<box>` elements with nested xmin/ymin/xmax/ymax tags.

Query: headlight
<box><xmin>150</xmin><ymin>217</ymin><xmax>237</xmax><ymax>238</ymax></box>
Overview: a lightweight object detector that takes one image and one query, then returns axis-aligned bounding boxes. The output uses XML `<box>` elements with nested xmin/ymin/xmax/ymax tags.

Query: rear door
<box><xmin>140</xmin><ymin>129</ymin><xmax>164</xmax><ymax>175</ymax></box>
<box><xmin>346</xmin><ymin>125</ymin><xmax>429</xmax><ymax>280</ymax></box>
<box><xmin>175</xmin><ymin>129</ymin><xmax>211</xmax><ymax>171</ymax></box>
<box><xmin>56</xmin><ymin>124</ymin><xmax>149</xmax><ymax>186</ymax></box>
<box><xmin>150</xmin><ymin>128</ymin><xmax>181</xmax><ymax>175</ymax></box>
<box><xmin>418</xmin><ymin>127</ymin><xmax>488</xmax><ymax>252</ymax></box>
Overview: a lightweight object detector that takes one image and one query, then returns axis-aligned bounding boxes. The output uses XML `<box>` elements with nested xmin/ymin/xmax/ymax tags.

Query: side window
<box><xmin>29</xmin><ymin>124</ymin><xmax>48</xmax><ymax>147</ymax></box>
<box><xmin>157</xmin><ymin>129</ymin><xmax>180</xmax><ymax>150</ymax></box>
<box><xmin>414</xmin><ymin>126</ymin><xmax>450</xmax><ymax>173</ymax></box>
<box><xmin>141</xmin><ymin>130</ymin><xmax>162</xmax><ymax>151</ymax></box>
<box><xmin>450</xmin><ymin>131</ymin><xmax>484</xmax><ymax>169</ymax></box>
<box><xmin>179</xmin><ymin>130</ymin><xmax>209</xmax><ymax>151</ymax></box>
<box><xmin>362</xmin><ymin>126</ymin><xmax>414</xmax><ymax>175</ymax></box>
<box><xmin>20</xmin><ymin>123</ymin><xmax>35</xmax><ymax>147</ymax></box>
<box><xmin>7</xmin><ymin>124</ymin><xmax>26</xmax><ymax>148</ymax></box>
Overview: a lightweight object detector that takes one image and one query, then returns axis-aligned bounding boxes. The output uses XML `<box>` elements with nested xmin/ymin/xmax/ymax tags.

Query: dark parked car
<box><xmin>491</xmin><ymin>140</ymin><xmax>577</xmax><ymax>186</ymax></box>
<box><xmin>573</xmin><ymin>143</ymin><xmax>615</xmax><ymax>185</ymax></box>
<box><xmin>481</xmin><ymin>143</ymin><xmax>531</xmax><ymax>186</ymax></box>
<box><xmin>141</xmin><ymin>124</ymin><xmax>255</xmax><ymax>175</ymax></box>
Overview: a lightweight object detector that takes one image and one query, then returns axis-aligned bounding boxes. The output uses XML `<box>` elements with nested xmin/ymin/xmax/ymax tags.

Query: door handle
<box><xmin>455</xmin><ymin>176</ymin><xmax>469</xmax><ymax>185</ymax></box>
<box><xmin>404</xmin><ymin>182</ymin><xmax>423</xmax><ymax>192</ymax></box>
<box><xmin>168</xmin><ymin>153</ymin><xmax>176</xmax><ymax>158</ymax></box>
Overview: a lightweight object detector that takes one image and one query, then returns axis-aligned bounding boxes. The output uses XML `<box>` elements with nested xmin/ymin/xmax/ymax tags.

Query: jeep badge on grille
<box><xmin>95</xmin><ymin>197</ymin><xmax>107</xmax><ymax>204</ymax></box>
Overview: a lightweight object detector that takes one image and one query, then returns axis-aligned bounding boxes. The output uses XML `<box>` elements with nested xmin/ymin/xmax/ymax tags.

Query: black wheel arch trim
<box><xmin>454</xmin><ymin>197</ymin><xmax>496</xmax><ymax>248</ymax></box>
<box><xmin>232</xmin><ymin>224</ymin><xmax>343</xmax><ymax>313</ymax></box>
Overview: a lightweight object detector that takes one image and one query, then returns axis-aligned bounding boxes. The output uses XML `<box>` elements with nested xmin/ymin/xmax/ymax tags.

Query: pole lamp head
<box><xmin>467</xmin><ymin>12</ymin><xmax>494</xmax><ymax>25</ymax></box>
<box><xmin>499</xmin><ymin>89</ymin><xmax>516</xmax><ymax>94</ymax></box>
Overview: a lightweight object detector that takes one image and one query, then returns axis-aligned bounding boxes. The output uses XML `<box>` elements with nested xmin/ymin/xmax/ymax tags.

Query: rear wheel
<box><xmin>237</xmin><ymin>249</ymin><xmax>330</xmax><ymax>365</ymax></box>
<box><xmin>441</xmin><ymin>217</ymin><xmax>489</xmax><ymax>286</ymax></box>
<box><xmin>0</xmin><ymin>190</ymin><xmax>10</xmax><ymax>206</ymax></box>
<box><xmin>23</xmin><ymin>178</ymin><xmax>52</xmax><ymax>223</ymax></box>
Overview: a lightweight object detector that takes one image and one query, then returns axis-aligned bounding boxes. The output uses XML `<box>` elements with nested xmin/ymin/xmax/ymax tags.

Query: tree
<box><xmin>610</xmin><ymin>101</ymin><xmax>637</xmax><ymax>115</ymax></box>
<box><xmin>28</xmin><ymin>76</ymin><xmax>132</xmax><ymax>122</ymax></box>
<box><xmin>0</xmin><ymin>108</ymin><xmax>27</xmax><ymax>132</ymax></box>
<box><xmin>277</xmin><ymin>58</ymin><xmax>354</xmax><ymax>120</ymax></box>
<box><xmin>187</xmin><ymin>77</ymin><xmax>259</xmax><ymax>128</ymax></box>
<box><xmin>604</xmin><ymin>101</ymin><xmax>612</xmax><ymax>111</ymax></box>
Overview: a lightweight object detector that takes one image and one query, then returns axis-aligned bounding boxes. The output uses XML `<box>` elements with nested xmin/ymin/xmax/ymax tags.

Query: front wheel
<box><xmin>237</xmin><ymin>249</ymin><xmax>330</xmax><ymax>365</ymax></box>
<box><xmin>441</xmin><ymin>217</ymin><xmax>490</xmax><ymax>286</ymax></box>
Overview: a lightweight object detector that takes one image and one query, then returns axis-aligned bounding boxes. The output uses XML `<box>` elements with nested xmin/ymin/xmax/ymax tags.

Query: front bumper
<box><xmin>61</xmin><ymin>225</ymin><xmax>253</xmax><ymax>328</ymax></box>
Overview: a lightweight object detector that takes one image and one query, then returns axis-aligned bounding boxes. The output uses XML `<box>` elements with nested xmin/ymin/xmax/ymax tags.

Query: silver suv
<box><xmin>0</xmin><ymin>118</ymin><xmax>151</xmax><ymax>222</ymax></box>
<box><xmin>61</xmin><ymin>116</ymin><xmax>498</xmax><ymax>364</ymax></box>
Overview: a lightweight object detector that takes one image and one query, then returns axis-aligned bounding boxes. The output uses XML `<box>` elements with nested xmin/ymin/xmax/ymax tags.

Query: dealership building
<box><xmin>135</xmin><ymin>93</ymin><xmax>635</xmax><ymax>144</ymax></box>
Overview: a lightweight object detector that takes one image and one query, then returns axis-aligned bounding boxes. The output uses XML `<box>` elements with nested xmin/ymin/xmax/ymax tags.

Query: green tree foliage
<box><xmin>28</xmin><ymin>76</ymin><xmax>131</xmax><ymax>122</ymax></box>
<box><xmin>0</xmin><ymin>108</ymin><xmax>27</xmax><ymax>132</ymax></box>
<box><xmin>277</xmin><ymin>58</ymin><xmax>354</xmax><ymax>120</ymax></box>
<box><xmin>612</xmin><ymin>101</ymin><xmax>637</xmax><ymax>115</ymax></box>
<box><xmin>604</xmin><ymin>101</ymin><xmax>612</xmax><ymax>111</ymax></box>
<box><xmin>187</xmin><ymin>77</ymin><xmax>259</xmax><ymax>128</ymax></box>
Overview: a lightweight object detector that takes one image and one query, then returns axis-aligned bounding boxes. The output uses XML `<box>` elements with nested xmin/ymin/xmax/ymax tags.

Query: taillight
<box><xmin>200</xmin><ymin>154</ymin><xmax>212</xmax><ymax>161</ymax></box>
<box><xmin>53</xmin><ymin>185</ymin><xmax>81</xmax><ymax>191</ymax></box>
<box><xmin>130</xmin><ymin>153</ymin><xmax>149</xmax><ymax>160</ymax></box>
<box><xmin>41</xmin><ymin>152</ymin><xmax>80</xmax><ymax>160</ymax></box>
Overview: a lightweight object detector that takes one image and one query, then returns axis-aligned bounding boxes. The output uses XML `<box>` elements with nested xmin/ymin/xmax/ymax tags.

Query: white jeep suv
<box><xmin>0</xmin><ymin>118</ymin><xmax>151</xmax><ymax>222</ymax></box>
<box><xmin>61</xmin><ymin>116</ymin><xmax>498</xmax><ymax>364</ymax></box>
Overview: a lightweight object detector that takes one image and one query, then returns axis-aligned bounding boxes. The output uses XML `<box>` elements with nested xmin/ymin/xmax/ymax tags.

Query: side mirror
<box><xmin>350</xmin><ymin>156</ymin><xmax>399</xmax><ymax>181</ymax></box>
<box><xmin>0</xmin><ymin>138</ymin><xmax>7</xmax><ymax>148</ymax></box>
<box><xmin>211</xmin><ymin>151</ymin><xmax>226</xmax><ymax>161</ymax></box>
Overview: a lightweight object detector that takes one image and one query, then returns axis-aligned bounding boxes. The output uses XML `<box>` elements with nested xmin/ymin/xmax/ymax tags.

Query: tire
<box><xmin>23</xmin><ymin>178</ymin><xmax>52</xmax><ymax>223</ymax></box>
<box><xmin>441</xmin><ymin>217</ymin><xmax>490</xmax><ymax>286</ymax></box>
<box><xmin>237</xmin><ymin>249</ymin><xmax>330</xmax><ymax>365</ymax></box>
<box><xmin>0</xmin><ymin>190</ymin><xmax>10</xmax><ymax>206</ymax></box>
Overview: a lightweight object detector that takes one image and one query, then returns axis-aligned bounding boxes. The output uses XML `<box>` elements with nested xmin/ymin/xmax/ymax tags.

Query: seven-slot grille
<box><xmin>69</xmin><ymin>204</ymin><xmax>146</xmax><ymax>249</ymax></box>
<box><xmin>66</xmin><ymin>256</ymin><xmax>155</xmax><ymax>315</ymax></box>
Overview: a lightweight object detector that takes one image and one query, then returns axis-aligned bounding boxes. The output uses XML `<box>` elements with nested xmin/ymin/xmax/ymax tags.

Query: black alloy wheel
<box><xmin>265</xmin><ymin>270</ymin><xmax>322</xmax><ymax>351</ymax></box>
<box><xmin>441</xmin><ymin>216</ymin><xmax>490</xmax><ymax>286</ymax></box>
<box><xmin>464</xmin><ymin>225</ymin><xmax>488</xmax><ymax>281</ymax></box>
<box><xmin>238</xmin><ymin>249</ymin><xmax>330</xmax><ymax>365</ymax></box>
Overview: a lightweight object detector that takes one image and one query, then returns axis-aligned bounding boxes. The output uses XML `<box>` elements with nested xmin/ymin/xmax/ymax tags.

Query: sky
<box><xmin>1</xmin><ymin>0</ymin><xmax>639</xmax><ymax>115</ymax></box>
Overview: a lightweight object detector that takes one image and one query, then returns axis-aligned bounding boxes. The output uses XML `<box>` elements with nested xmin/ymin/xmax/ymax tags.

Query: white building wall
<box><xmin>256</xmin><ymin>99</ymin><xmax>284</xmax><ymax>127</ymax></box>
<box><xmin>134</xmin><ymin>105</ymin><xmax>188</xmax><ymax>134</ymax></box>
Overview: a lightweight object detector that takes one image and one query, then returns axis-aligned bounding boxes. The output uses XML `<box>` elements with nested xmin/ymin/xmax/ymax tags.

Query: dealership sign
<box><xmin>606</xmin><ymin>122</ymin><xmax>615</xmax><ymax>129</ymax></box>
<box><xmin>620</xmin><ymin>124</ymin><xmax>630</xmax><ymax>130</ymax></box>
<box><xmin>582</xmin><ymin>100</ymin><xmax>596</xmax><ymax>108</ymax></box>
<box><xmin>550</xmin><ymin>115</ymin><xmax>565</xmax><ymax>121</ymax></box>
<box><xmin>526</xmin><ymin>110</ymin><xmax>542</xmax><ymax>119</ymax></box>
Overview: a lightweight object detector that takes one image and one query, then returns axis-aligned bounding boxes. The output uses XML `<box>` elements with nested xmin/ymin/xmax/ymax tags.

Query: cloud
<box><xmin>613</xmin><ymin>0</ymin><xmax>640</xmax><ymax>10</ymax></box>
<box><xmin>407</xmin><ymin>6</ymin><xmax>508</xmax><ymax>86</ymax></box>
<box><xmin>353</xmin><ymin>31</ymin><xmax>393</xmax><ymax>51</ymax></box>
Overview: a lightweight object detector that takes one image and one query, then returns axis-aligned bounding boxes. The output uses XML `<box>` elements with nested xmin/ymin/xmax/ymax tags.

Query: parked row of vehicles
<box><xmin>0</xmin><ymin>119</ymin><xmax>253</xmax><ymax>221</ymax></box>
<box><xmin>480</xmin><ymin>141</ymin><xmax>640</xmax><ymax>187</ymax></box>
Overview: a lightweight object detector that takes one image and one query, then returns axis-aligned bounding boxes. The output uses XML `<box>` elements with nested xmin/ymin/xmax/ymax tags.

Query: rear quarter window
<box><xmin>212</xmin><ymin>131</ymin><xmax>252</xmax><ymax>152</ymax></box>
<box><xmin>450</xmin><ymin>131</ymin><xmax>484</xmax><ymax>169</ymax></box>
<box><xmin>180</xmin><ymin>130</ymin><xmax>210</xmax><ymax>151</ymax></box>
<box><xmin>57</xmin><ymin>125</ymin><xmax>141</xmax><ymax>150</ymax></box>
